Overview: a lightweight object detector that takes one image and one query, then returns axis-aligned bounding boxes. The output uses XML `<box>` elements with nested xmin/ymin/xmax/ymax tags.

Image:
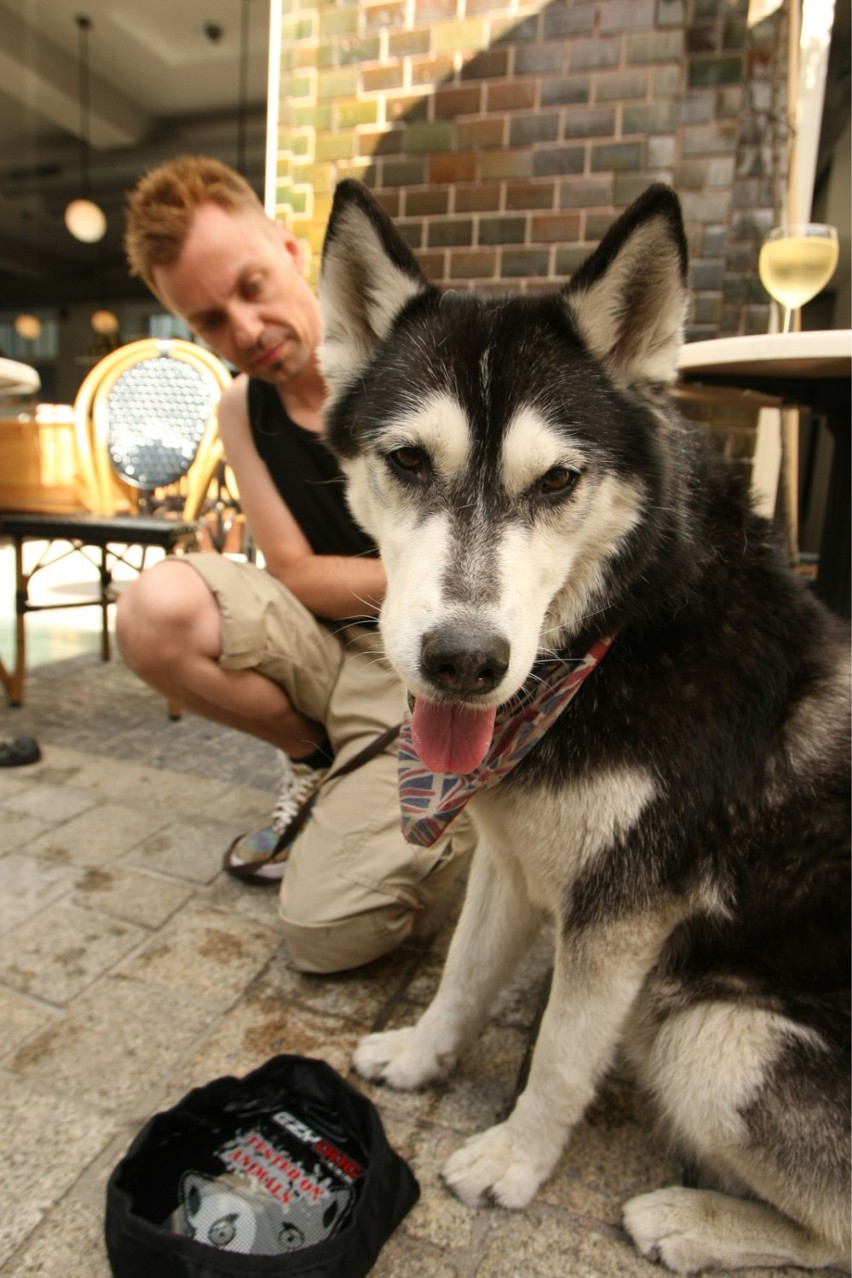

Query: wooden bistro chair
<box><xmin>0</xmin><ymin>338</ymin><xmax>232</xmax><ymax>712</ymax></box>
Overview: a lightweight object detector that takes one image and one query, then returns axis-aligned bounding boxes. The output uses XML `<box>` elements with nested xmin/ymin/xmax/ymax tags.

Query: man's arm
<box><xmin>216</xmin><ymin>377</ymin><xmax>386</xmax><ymax>621</ymax></box>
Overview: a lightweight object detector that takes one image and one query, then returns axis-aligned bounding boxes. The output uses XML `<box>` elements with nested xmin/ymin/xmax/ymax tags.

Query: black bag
<box><xmin>105</xmin><ymin>1055</ymin><xmax>419</xmax><ymax>1277</ymax></box>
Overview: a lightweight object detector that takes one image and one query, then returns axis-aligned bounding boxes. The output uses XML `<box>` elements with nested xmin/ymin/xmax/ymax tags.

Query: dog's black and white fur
<box><xmin>318</xmin><ymin>180</ymin><xmax>850</xmax><ymax>1273</ymax></box>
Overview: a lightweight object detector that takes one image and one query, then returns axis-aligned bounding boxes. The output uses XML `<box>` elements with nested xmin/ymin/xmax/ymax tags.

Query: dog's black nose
<box><xmin>420</xmin><ymin>627</ymin><xmax>510</xmax><ymax>696</ymax></box>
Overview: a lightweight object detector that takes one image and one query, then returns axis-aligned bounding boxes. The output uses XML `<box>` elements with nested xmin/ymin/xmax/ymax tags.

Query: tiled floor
<box><xmin>0</xmin><ymin>595</ymin><xmax>843</xmax><ymax>1274</ymax></box>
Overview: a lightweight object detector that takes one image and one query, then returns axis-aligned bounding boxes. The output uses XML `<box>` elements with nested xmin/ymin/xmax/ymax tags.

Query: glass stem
<box><xmin>782</xmin><ymin>307</ymin><xmax>793</xmax><ymax>334</ymax></box>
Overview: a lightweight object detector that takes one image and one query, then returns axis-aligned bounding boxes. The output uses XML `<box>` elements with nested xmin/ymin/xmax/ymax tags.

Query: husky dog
<box><xmin>318</xmin><ymin>181</ymin><xmax>850</xmax><ymax>1273</ymax></box>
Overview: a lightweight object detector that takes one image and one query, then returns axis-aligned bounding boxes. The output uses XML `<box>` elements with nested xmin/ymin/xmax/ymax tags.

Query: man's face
<box><xmin>151</xmin><ymin>202</ymin><xmax>322</xmax><ymax>388</ymax></box>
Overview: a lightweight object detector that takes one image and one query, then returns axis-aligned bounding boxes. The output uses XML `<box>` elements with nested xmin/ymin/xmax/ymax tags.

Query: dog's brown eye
<box><xmin>388</xmin><ymin>446</ymin><xmax>429</xmax><ymax>480</ymax></box>
<box><xmin>537</xmin><ymin>466</ymin><xmax>579</xmax><ymax>498</ymax></box>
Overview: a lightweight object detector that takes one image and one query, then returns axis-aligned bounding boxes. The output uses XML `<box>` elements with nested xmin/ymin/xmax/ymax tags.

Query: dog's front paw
<box><xmin>442</xmin><ymin>1121</ymin><xmax>550</xmax><ymax>1209</ymax></box>
<box><xmin>623</xmin><ymin>1187</ymin><xmax>722</xmax><ymax>1273</ymax></box>
<box><xmin>353</xmin><ymin>1027</ymin><xmax>455</xmax><ymax>1090</ymax></box>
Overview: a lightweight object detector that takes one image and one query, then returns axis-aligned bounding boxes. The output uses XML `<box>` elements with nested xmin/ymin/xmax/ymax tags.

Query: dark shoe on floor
<box><xmin>0</xmin><ymin>736</ymin><xmax>41</xmax><ymax>767</ymax></box>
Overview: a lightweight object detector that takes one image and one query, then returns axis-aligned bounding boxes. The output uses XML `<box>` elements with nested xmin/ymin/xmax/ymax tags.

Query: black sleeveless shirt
<box><xmin>247</xmin><ymin>379</ymin><xmax>377</xmax><ymax>559</ymax></box>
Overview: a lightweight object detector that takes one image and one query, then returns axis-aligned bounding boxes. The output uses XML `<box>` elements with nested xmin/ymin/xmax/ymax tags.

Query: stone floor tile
<box><xmin>0</xmin><ymin>771</ymin><xmax>41</xmax><ymax>803</ymax></box>
<box><xmin>0</xmin><ymin>987</ymin><xmax>54</xmax><ymax>1061</ymax></box>
<box><xmin>0</xmin><ymin>853</ymin><xmax>83</xmax><ymax>932</ymax></box>
<box><xmin>190</xmin><ymin>779</ymin><xmax>276</xmax><ymax>828</ymax></box>
<box><xmin>117</xmin><ymin>903</ymin><xmax>281</xmax><ymax>1004</ymax></box>
<box><xmin>71</xmin><ymin>865</ymin><xmax>194</xmax><ymax>929</ymax></box>
<box><xmin>354</xmin><ymin>1006</ymin><xmax>530</xmax><ymax>1138</ymax></box>
<box><xmin>0</xmin><ymin>809</ymin><xmax>53</xmax><ymax>855</ymax></box>
<box><xmin>120</xmin><ymin>815</ymin><xmax>244</xmax><ymax>884</ymax></box>
<box><xmin>200</xmin><ymin>869</ymin><xmax>287</xmax><ymax>926</ymax></box>
<box><xmin>0</xmin><ymin>1071</ymin><xmax>117</xmax><ymax>1269</ymax></box>
<box><xmin>1</xmin><ymin>781</ymin><xmax>98</xmax><ymax>824</ymax></box>
<box><xmin>244</xmin><ymin>936</ymin><xmax>429</xmax><ymax>1030</ymax></box>
<box><xmin>170</xmin><ymin>994</ymin><xmax>362</xmax><ymax>1095</ymax></box>
<box><xmin>7</xmin><ymin>973</ymin><xmax>224</xmax><ymax>1115</ymax></box>
<box><xmin>0</xmin><ymin>901</ymin><xmax>146</xmax><ymax>1005</ymax></box>
<box><xmin>371</xmin><ymin>1232</ymin><xmax>462</xmax><ymax>1277</ymax></box>
<box><xmin>26</xmin><ymin>801</ymin><xmax>172</xmax><ymax>868</ymax></box>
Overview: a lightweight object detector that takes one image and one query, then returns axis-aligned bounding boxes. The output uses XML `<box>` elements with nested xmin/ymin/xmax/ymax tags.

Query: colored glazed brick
<box><xmin>428</xmin><ymin>219</ymin><xmax>474</xmax><ymax>248</ymax></box>
<box><xmin>411</xmin><ymin>57</ymin><xmax>455</xmax><ymax>87</ymax></box>
<box><xmin>492</xmin><ymin>15</ymin><xmax>539</xmax><ymax>43</ymax></box>
<box><xmin>388</xmin><ymin>30</ymin><xmax>431</xmax><ymax>57</ymax></box>
<box><xmin>541</xmin><ymin>76</ymin><xmax>591</xmax><ymax>107</ymax></box>
<box><xmin>487</xmin><ymin>82</ymin><xmax>536</xmax><ymax>111</ymax></box>
<box><xmin>515</xmin><ymin>45</ymin><xmax>564</xmax><ymax>75</ymax></box>
<box><xmin>335</xmin><ymin>99</ymin><xmax>380</xmax><ymax>129</ymax></box>
<box><xmin>455</xmin><ymin>184</ymin><xmax>502</xmax><ymax>212</ymax></box>
<box><xmin>595</xmin><ymin>69</ymin><xmax>648</xmax><ymax>101</ymax></box>
<box><xmin>456</xmin><ymin>119</ymin><xmax>505</xmax><ymax>149</ymax></box>
<box><xmin>506</xmin><ymin>181</ymin><xmax>556</xmax><ymax>211</ymax></box>
<box><xmin>404</xmin><ymin>122</ymin><xmax>455</xmax><ymax>153</ymax></box>
<box><xmin>590</xmin><ymin>142</ymin><xmax>643</xmax><ymax>172</ymax></box>
<box><xmin>479</xmin><ymin>150</ymin><xmax>533</xmax><ymax>180</ymax></box>
<box><xmin>622</xmin><ymin>103</ymin><xmax>677</xmax><ymax>134</ymax></box>
<box><xmin>532</xmin><ymin>147</ymin><xmax>585</xmax><ymax>177</ymax></box>
<box><xmin>558</xmin><ymin>177</ymin><xmax>613</xmax><ymax>209</ymax></box>
<box><xmin>338</xmin><ymin>36</ymin><xmax>382</xmax><ymax>65</ymax></box>
<box><xmin>542</xmin><ymin>6</ymin><xmax>596</xmax><ymax>39</ymax></box>
<box><xmin>363</xmin><ymin>1</ymin><xmax>406</xmax><ymax>30</ymax></box>
<box><xmin>406</xmin><ymin>189</ymin><xmax>451</xmax><ymax>215</ymax></box>
<box><xmin>568</xmin><ymin>37</ymin><xmax>621</xmax><ymax>70</ymax></box>
<box><xmin>688</xmin><ymin>56</ymin><xmax>744</xmax><ymax>88</ymax></box>
<box><xmin>318</xmin><ymin>6</ymin><xmax>358</xmax><ymax>36</ymax></box>
<box><xmin>501</xmin><ymin>248</ymin><xmax>550</xmax><ymax>277</ymax></box>
<box><xmin>478</xmin><ymin>216</ymin><xmax>526</xmax><ymax>245</ymax></box>
<box><xmin>554</xmin><ymin>245</ymin><xmax>591</xmax><ymax>275</ymax></box>
<box><xmin>450</xmin><ymin>250</ymin><xmax>498</xmax><ymax>279</ymax></box>
<box><xmin>434</xmin><ymin>19</ymin><xmax>488</xmax><ymax>54</ymax></box>
<box><xmin>315</xmin><ymin>131</ymin><xmax>356</xmax><ymax>162</ymax></box>
<box><xmin>599</xmin><ymin>0</ymin><xmax>656</xmax><ymax>30</ymax></box>
<box><xmin>434</xmin><ymin>86</ymin><xmax>483</xmax><ymax>118</ymax></box>
<box><xmin>317</xmin><ymin>69</ymin><xmax>359</xmax><ymax>99</ymax></box>
<box><xmin>362</xmin><ymin>65</ymin><xmax>405</xmax><ymax>92</ymax></box>
<box><xmin>531</xmin><ymin>213</ymin><xmax>581</xmax><ymax>243</ymax></box>
<box><xmin>626</xmin><ymin>31</ymin><xmax>683</xmax><ymax>62</ymax></box>
<box><xmin>382</xmin><ymin>159</ymin><xmax>428</xmax><ymax>186</ymax></box>
<box><xmin>509</xmin><ymin>113</ymin><xmax>559</xmax><ymax>146</ymax></box>
<box><xmin>430</xmin><ymin>152</ymin><xmax>478</xmax><ymax>183</ymax></box>
<box><xmin>460</xmin><ymin>49</ymin><xmax>509</xmax><ymax>79</ymax></box>
<box><xmin>562</xmin><ymin>107</ymin><xmax>616</xmax><ymax>138</ymax></box>
<box><xmin>414</xmin><ymin>0</ymin><xmax>456</xmax><ymax>20</ymax></box>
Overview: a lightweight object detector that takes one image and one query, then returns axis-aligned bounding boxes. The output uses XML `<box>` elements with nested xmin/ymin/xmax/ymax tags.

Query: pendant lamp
<box><xmin>64</xmin><ymin>15</ymin><xmax>107</xmax><ymax>243</ymax></box>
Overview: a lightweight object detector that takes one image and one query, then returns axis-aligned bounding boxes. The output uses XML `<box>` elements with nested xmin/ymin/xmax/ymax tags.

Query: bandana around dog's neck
<box><xmin>398</xmin><ymin>634</ymin><xmax>615</xmax><ymax>847</ymax></box>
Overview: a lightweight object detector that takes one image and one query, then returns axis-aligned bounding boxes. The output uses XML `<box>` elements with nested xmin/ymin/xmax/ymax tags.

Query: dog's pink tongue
<box><xmin>410</xmin><ymin>698</ymin><xmax>498</xmax><ymax>774</ymax></box>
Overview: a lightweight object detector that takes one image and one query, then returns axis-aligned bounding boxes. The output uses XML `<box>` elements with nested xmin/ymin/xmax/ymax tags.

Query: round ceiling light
<box><xmin>14</xmin><ymin>313</ymin><xmax>43</xmax><ymax>341</ymax></box>
<box><xmin>91</xmin><ymin>308</ymin><xmax>119</xmax><ymax>335</ymax></box>
<box><xmin>64</xmin><ymin>197</ymin><xmax>107</xmax><ymax>243</ymax></box>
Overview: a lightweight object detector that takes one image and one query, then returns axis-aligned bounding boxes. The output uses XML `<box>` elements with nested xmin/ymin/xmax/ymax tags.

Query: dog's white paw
<box><xmin>442</xmin><ymin>1121</ymin><xmax>549</xmax><ymax>1209</ymax></box>
<box><xmin>352</xmin><ymin>1027</ymin><xmax>454</xmax><ymax>1090</ymax></box>
<box><xmin>623</xmin><ymin>1187</ymin><xmax>723</xmax><ymax>1273</ymax></box>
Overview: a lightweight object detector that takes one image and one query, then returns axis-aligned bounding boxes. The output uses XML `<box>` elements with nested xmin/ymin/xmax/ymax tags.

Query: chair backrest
<box><xmin>74</xmin><ymin>338</ymin><xmax>232</xmax><ymax>518</ymax></box>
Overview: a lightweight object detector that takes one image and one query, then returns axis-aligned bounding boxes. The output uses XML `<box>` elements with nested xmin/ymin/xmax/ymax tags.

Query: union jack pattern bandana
<box><xmin>399</xmin><ymin>634</ymin><xmax>615</xmax><ymax>847</ymax></box>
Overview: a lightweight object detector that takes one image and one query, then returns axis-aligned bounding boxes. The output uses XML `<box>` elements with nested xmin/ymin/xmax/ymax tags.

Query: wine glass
<box><xmin>758</xmin><ymin>223</ymin><xmax>839</xmax><ymax>334</ymax></box>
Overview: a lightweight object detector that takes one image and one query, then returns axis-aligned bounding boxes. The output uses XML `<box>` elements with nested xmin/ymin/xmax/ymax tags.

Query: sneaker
<box><xmin>223</xmin><ymin>751</ymin><xmax>325</xmax><ymax>882</ymax></box>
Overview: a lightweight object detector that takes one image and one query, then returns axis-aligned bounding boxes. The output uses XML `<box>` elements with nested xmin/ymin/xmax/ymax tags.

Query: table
<box><xmin>0</xmin><ymin>357</ymin><xmax>40</xmax><ymax>395</ymax></box>
<box><xmin>677</xmin><ymin>330</ymin><xmax>852</xmax><ymax>617</ymax></box>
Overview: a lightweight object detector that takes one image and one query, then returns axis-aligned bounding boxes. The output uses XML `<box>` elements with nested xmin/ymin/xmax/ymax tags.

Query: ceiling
<box><xmin>0</xmin><ymin>0</ymin><xmax>270</xmax><ymax>312</ymax></box>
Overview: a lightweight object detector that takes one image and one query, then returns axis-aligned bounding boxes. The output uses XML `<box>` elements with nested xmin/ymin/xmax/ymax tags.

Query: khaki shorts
<box><xmin>185</xmin><ymin>553</ymin><xmax>474</xmax><ymax>973</ymax></box>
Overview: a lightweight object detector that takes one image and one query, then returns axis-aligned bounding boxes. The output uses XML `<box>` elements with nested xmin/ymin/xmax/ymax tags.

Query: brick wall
<box><xmin>273</xmin><ymin>0</ymin><xmax>790</xmax><ymax>338</ymax></box>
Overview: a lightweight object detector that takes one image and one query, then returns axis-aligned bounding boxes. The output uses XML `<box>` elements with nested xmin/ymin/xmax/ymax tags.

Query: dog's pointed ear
<box><xmin>319</xmin><ymin>180</ymin><xmax>430</xmax><ymax>395</ymax></box>
<box><xmin>564</xmin><ymin>185</ymin><xmax>688</xmax><ymax>385</ymax></box>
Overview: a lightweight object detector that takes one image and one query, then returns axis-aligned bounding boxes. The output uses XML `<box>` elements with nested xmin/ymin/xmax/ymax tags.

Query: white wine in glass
<box><xmin>758</xmin><ymin>223</ymin><xmax>839</xmax><ymax>333</ymax></box>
